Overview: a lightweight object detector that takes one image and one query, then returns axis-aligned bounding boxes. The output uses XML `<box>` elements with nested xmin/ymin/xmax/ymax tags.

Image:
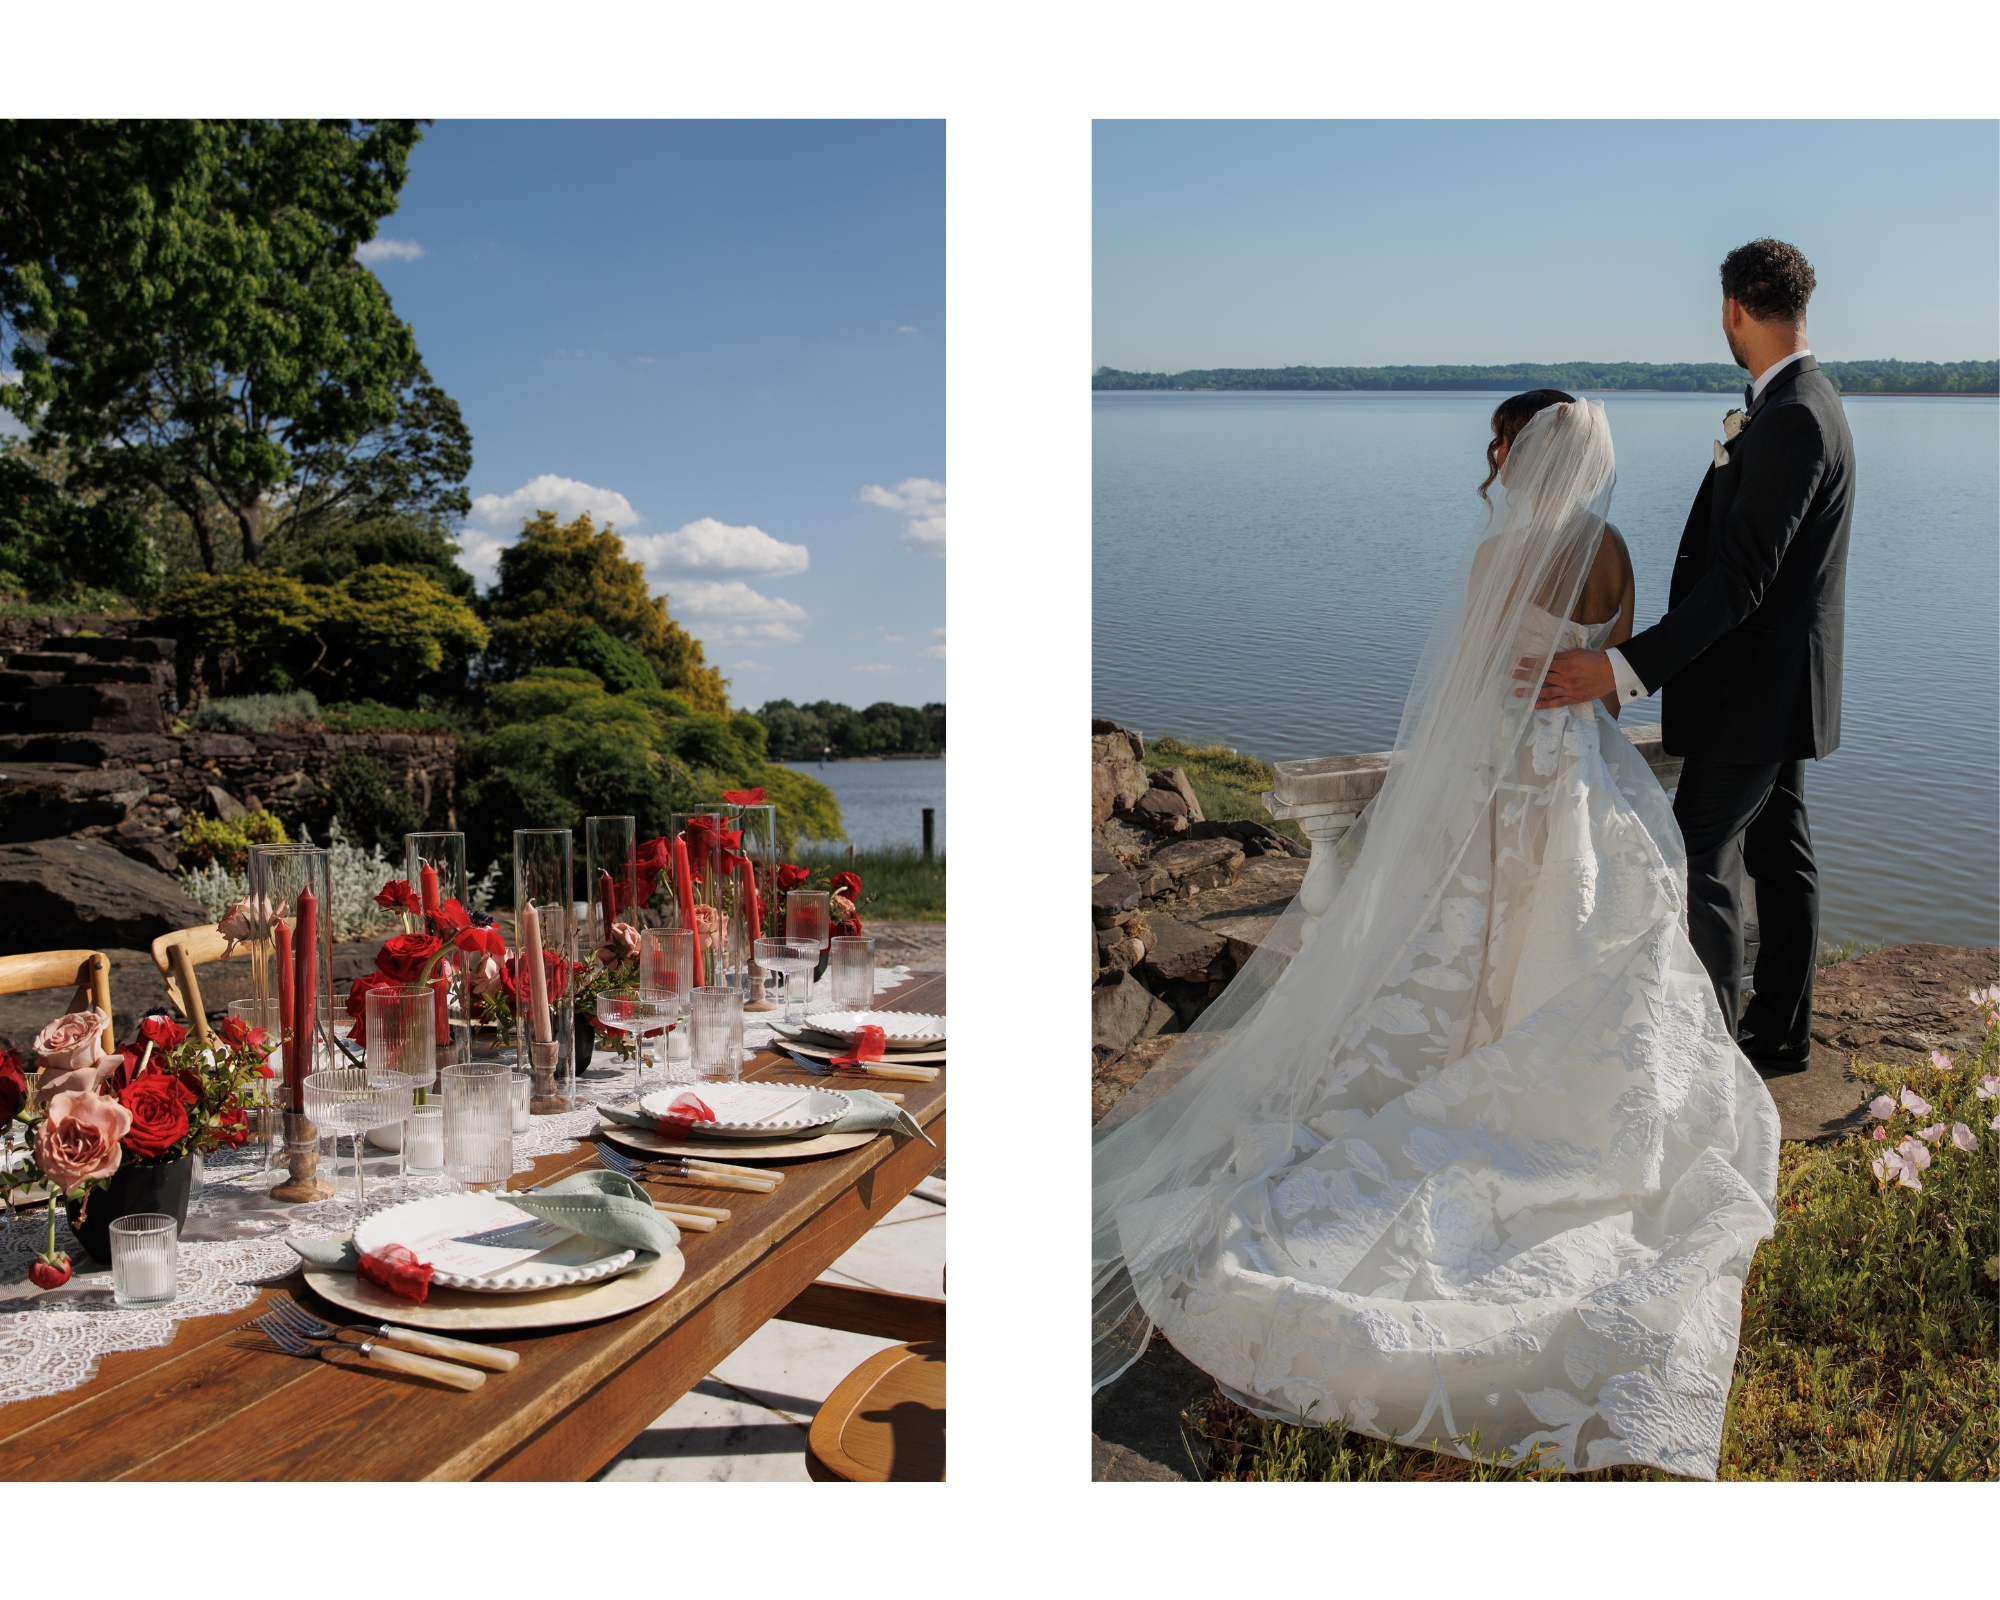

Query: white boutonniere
<box><xmin>1722</xmin><ymin>407</ymin><xmax>1748</xmax><ymax>440</ymax></box>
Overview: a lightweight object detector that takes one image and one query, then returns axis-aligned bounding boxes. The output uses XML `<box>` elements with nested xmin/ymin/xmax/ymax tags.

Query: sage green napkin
<box><xmin>286</xmin><ymin>1168</ymin><xmax>679</xmax><ymax>1274</ymax></box>
<box><xmin>597</xmin><ymin>1087</ymin><xmax>934</xmax><ymax>1148</ymax></box>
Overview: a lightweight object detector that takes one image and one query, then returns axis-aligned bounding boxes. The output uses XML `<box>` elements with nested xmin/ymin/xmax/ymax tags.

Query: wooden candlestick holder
<box><xmin>270</xmin><ymin>1111</ymin><xmax>334</xmax><ymax>1201</ymax></box>
<box><xmin>744</xmin><ymin>965</ymin><xmax>776</xmax><ymax>1013</ymax></box>
<box><xmin>527</xmin><ymin>1038</ymin><xmax>570</xmax><ymax>1115</ymax></box>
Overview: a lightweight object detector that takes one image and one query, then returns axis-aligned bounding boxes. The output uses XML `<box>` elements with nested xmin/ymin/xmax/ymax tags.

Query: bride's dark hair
<box><xmin>1479</xmin><ymin>388</ymin><xmax>1576</xmax><ymax>499</ymax></box>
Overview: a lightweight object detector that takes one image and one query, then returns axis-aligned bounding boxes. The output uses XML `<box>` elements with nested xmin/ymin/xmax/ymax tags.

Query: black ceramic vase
<box><xmin>64</xmin><ymin>1153</ymin><xmax>195</xmax><ymax>1266</ymax></box>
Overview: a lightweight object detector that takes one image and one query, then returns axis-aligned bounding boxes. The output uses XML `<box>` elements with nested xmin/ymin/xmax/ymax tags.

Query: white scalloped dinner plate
<box><xmin>353</xmin><ymin>1194</ymin><xmax>637</xmax><ymax>1295</ymax></box>
<box><xmin>802</xmin><ymin>1010</ymin><xmax>946</xmax><ymax>1050</ymax></box>
<box><xmin>640</xmin><ymin>1081</ymin><xmax>851</xmax><ymax>1140</ymax></box>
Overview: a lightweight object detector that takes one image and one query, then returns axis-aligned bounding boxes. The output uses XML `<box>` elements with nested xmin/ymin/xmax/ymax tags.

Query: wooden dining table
<box><xmin>0</xmin><ymin>972</ymin><xmax>945</xmax><ymax>1480</ymax></box>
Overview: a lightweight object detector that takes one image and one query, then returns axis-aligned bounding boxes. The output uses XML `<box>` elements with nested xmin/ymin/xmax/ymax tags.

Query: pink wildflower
<box><xmin>1928</xmin><ymin>1049</ymin><xmax>1954</xmax><ymax>1072</ymax></box>
<box><xmin>1899</xmin><ymin>1086</ymin><xmax>1931</xmax><ymax>1117</ymax></box>
<box><xmin>1915</xmin><ymin>1124</ymin><xmax>1946</xmax><ymax>1143</ymax></box>
<box><xmin>1950</xmin><ymin>1123</ymin><xmax>1978</xmax><ymax>1152</ymax></box>
<box><xmin>1976</xmin><ymin>1074</ymin><xmax>1999</xmax><ymax>1101</ymax></box>
<box><xmin>1868</xmin><ymin>1095</ymin><xmax>1896</xmax><ymax>1120</ymax></box>
<box><xmin>1871</xmin><ymin>1125</ymin><xmax>1887</xmax><ymax>1141</ymax></box>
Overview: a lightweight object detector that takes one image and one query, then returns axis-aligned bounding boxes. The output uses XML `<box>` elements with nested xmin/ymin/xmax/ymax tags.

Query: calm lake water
<box><xmin>784</xmin><ymin>757</ymin><xmax>946</xmax><ymax>854</ymax></box>
<box><xmin>1094</xmin><ymin>390</ymin><xmax>2000</xmax><ymax>949</ymax></box>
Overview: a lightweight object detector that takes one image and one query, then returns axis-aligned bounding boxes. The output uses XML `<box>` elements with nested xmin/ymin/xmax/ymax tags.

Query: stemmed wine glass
<box><xmin>595</xmin><ymin>987</ymin><xmax>671</xmax><ymax>1104</ymax></box>
<box><xmin>753</xmin><ymin>938</ymin><xmax>819</xmax><ymax>1025</ymax></box>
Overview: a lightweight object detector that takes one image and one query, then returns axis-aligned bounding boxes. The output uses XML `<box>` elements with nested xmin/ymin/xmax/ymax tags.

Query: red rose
<box><xmin>138</xmin><ymin>1012</ymin><xmax>188</xmax><ymax>1053</ymax></box>
<box><xmin>0</xmin><ymin>1049</ymin><xmax>26</xmax><ymax>1125</ymax></box>
<box><xmin>830</xmin><ymin>871</ymin><xmax>862</xmax><ymax>899</ymax></box>
<box><xmin>429</xmin><ymin>898</ymin><xmax>470</xmax><ymax>938</ymax></box>
<box><xmin>455</xmin><ymin>925</ymin><xmax>506</xmax><ymax>963</ymax></box>
<box><xmin>635</xmin><ymin>837</ymin><xmax>672</xmax><ymax>904</ymax></box>
<box><xmin>118</xmin><ymin>1072</ymin><xmax>193</xmax><ymax>1160</ymax></box>
<box><xmin>375</xmin><ymin>879</ymin><xmax>421</xmax><ymax>914</ymax></box>
<box><xmin>775</xmin><ymin>863</ymin><xmax>810</xmax><ymax>894</ymax></box>
<box><xmin>375</xmin><ymin>932</ymin><xmax>443</xmax><ymax>984</ymax></box>
<box><xmin>346</xmin><ymin>973</ymin><xmax>400</xmax><ymax>1044</ymax></box>
<box><xmin>212</xmin><ymin>1103</ymin><xmax>250</xmax><ymax>1149</ymax></box>
<box><xmin>29</xmin><ymin>1257</ymin><xmax>71</xmax><ymax>1291</ymax></box>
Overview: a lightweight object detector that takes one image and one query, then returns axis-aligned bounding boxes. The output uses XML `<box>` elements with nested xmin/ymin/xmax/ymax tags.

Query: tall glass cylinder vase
<box><xmin>585</xmin><ymin>815</ymin><xmax>640</xmax><ymax>955</ymax></box>
<box><xmin>672</xmin><ymin>811</ymin><xmax>749</xmax><ymax>996</ymax></box>
<box><xmin>728</xmin><ymin>803</ymin><xmax>779</xmax><ymax>1007</ymax></box>
<box><xmin>247</xmin><ymin>842</ymin><xmax>338</xmax><ymax>1202</ymax></box>
<box><xmin>513</xmin><ymin>828</ymin><xmax>575</xmax><ymax>1114</ymax></box>
<box><xmin>405</xmin><ymin>831</ymin><xmax>470</xmax><ymax>1065</ymax></box>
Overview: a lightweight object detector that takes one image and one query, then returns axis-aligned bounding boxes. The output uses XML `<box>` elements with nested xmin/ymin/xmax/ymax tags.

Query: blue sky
<box><xmin>1094</xmin><ymin>121</ymin><xmax>2000</xmax><ymax>372</ymax></box>
<box><xmin>372</xmin><ymin>119</ymin><xmax>944</xmax><ymax>711</ymax></box>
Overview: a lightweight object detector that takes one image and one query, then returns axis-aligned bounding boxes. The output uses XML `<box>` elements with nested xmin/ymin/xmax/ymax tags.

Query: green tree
<box><xmin>273</xmin><ymin>507</ymin><xmax>475</xmax><ymax>599</ymax></box>
<box><xmin>480</xmin><ymin>510</ymin><xmax>729</xmax><ymax>712</ymax></box>
<box><xmin>0</xmin><ymin>119</ymin><xmax>471</xmax><ymax>575</ymax></box>
<box><xmin>565</xmin><ymin>622</ymin><xmax>660</xmax><ymax>694</ymax></box>
<box><xmin>0</xmin><ymin>446</ymin><xmax>163</xmax><ymax>603</ymax></box>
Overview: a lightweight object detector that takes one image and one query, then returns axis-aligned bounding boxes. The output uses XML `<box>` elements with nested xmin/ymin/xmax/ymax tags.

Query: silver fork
<box><xmin>253</xmin><ymin>1309</ymin><xmax>486</xmax><ymax>1390</ymax></box>
<box><xmin>263</xmin><ymin>1291</ymin><xmax>520</xmax><ymax>1373</ymax></box>
<box><xmin>595</xmin><ymin>1141</ymin><xmax>777</xmax><ymax>1193</ymax></box>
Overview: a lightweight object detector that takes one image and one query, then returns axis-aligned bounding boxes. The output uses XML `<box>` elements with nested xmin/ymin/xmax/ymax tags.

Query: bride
<box><xmin>1091</xmin><ymin>394</ymin><xmax>1780</xmax><ymax>1480</ymax></box>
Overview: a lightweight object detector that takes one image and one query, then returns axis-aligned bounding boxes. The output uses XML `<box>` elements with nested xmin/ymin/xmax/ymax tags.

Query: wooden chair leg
<box><xmin>64</xmin><ymin>955</ymin><xmax>115</xmax><ymax>1053</ymax></box>
<box><xmin>167</xmin><ymin>944</ymin><xmax>212</xmax><ymax>1047</ymax></box>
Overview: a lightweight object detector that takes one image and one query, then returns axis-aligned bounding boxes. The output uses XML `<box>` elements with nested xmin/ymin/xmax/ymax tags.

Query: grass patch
<box><xmin>1141</xmin><ymin>734</ymin><xmax>1306</xmax><ymax>847</ymax></box>
<box><xmin>1192</xmin><ymin>1030</ymin><xmax>1999</xmax><ymax>1482</ymax></box>
<box><xmin>796</xmin><ymin>845</ymin><xmax>945</xmax><ymax>922</ymax></box>
<box><xmin>1819</xmin><ymin>937</ymin><xmax>1887</xmax><ymax>968</ymax></box>
<box><xmin>183</xmin><ymin>690</ymin><xmax>321</xmax><ymax>733</ymax></box>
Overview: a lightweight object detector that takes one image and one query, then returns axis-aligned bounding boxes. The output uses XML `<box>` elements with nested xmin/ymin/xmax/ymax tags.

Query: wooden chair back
<box><xmin>0</xmin><ymin>951</ymin><xmax>115</xmax><ymax>1053</ymax></box>
<box><xmin>150</xmin><ymin>925</ymin><xmax>230</xmax><ymax>1046</ymax></box>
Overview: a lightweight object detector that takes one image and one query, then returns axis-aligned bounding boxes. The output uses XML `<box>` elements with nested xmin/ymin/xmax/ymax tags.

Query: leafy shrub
<box><xmin>320</xmin><ymin>699</ymin><xmax>461</xmax><ymax>734</ymax></box>
<box><xmin>312</xmin><ymin>749</ymin><xmax>427</xmax><ymax>854</ymax></box>
<box><xmin>176</xmin><ymin>808</ymin><xmax>289</xmax><ymax>871</ymax></box>
<box><xmin>0</xmin><ymin>449</ymin><xmax>164</xmax><ymax>604</ymax></box>
<box><xmin>185</xmin><ymin>690</ymin><xmax>321</xmax><ymax>734</ymax></box>
<box><xmin>152</xmin><ymin>563</ymin><xmax>487</xmax><ymax>704</ymax></box>
<box><xmin>176</xmin><ymin>819</ymin><xmax>400</xmax><ymax>941</ymax></box>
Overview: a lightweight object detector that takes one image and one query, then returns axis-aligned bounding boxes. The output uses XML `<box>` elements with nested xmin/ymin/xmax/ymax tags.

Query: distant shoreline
<box><xmin>1096</xmin><ymin>388</ymin><xmax>1997</xmax><ymax>399</ymax></box>
<box><xmin>1094</xmin><ymin>360</ymin><xmax>1999</xmax><ymax>398</ymax></box>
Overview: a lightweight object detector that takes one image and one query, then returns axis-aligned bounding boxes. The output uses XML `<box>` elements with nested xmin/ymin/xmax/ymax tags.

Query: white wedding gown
<box><xmin>1094</xmin><ymin>403</ymin><xmax>1781</xmax><ymax>1480</ymax></box>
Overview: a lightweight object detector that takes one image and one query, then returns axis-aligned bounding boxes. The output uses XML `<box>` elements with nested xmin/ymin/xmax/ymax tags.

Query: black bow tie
<box><xmin>1743</xmin><ymin>382</ymin><xmax>1755</xmax><ymax>411</ymax></box>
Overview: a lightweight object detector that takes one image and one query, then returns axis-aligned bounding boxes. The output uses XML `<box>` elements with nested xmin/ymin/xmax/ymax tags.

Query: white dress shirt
<box><xmin>1602</xmin><ymin>350</ymin><xmax>1812</xmax><ymax>705</ymax></box>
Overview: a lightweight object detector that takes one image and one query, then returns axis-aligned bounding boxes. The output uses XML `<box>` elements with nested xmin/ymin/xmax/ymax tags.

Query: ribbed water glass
<box><xmin>365</xmin><ymin>984</ymin><xmax>437</xmax><ymax>1092</ymax></box>
<box><xmin>442</xmin><ymin>1061</ymin><xmax>514</xmax><ymax>1190</ymax></box>
<box><xmin>830</xmin><ymin>935</ymin><xmax>878</xmax><ymax>1011</ymax></box>
<box><xmin>691</xmin><ymin>985</ymin><xmax>745</xmax><ymax>1083</ymax></box>
<box><xmin>405</xmin><ymin>1104</ymin><xmax>445</xmax><ymax>1175</ymax></box>
<box><xmin>110</xmin><ymin>1213</ymin><xmax>178</xmax><ymax>1308</ymax></box>
<box><xmin>405</xmin><ymin>832</ymin><xmax>470</xmax><ymax>1062</ymax></box>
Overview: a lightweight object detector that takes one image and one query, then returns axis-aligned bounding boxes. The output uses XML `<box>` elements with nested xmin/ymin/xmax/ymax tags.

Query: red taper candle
<box><xmin>737</xmin><ymin>853</ymin><xmax>762</xmax><ymax>941</ymax></box>
<box><xmin>419</xmin><ymin>861</ymin><xmax>440</xmax><ymax>919</ymax></box>
<box><xmin>293</xmin><ymin>885</ymin><xmax>318</xmax><ymax>1113</ymax></box>
<box><xmin>673</xmin><ymin>834</ymin><xmax>703</xmax><ymax>987</ymax></box>
<box><xmin>599</xmin><ymin>866</ymin><xmax>618</xmax><ymax>927</ymax></box>
<box><xmin>274</xmin><ymin>918</ymin><xmax>295</xmax><ymax>1095</ymax></box>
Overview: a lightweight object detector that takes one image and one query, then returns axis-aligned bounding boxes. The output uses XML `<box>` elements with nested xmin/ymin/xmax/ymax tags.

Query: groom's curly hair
<box><xmin>1721</xmin><ymin>239</ymin><xmax>1816</xmax><ymax>323</ymax></box>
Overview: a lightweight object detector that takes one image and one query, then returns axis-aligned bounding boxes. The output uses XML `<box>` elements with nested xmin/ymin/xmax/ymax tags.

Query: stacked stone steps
<box><xmin>0</xmin><ymin>636</ymin><xmax>176</xmax><ymax>736</ymax></box>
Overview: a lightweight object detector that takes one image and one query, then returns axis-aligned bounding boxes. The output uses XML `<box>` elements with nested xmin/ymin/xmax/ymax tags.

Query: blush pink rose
<box><xmin>33</xmin><ymin>1089</ymin><xmax>133</xmax><ymax>1193</ymax></box>
<box><xmin>33</xmin><ymin>1008</ymin><xmax>109</xmax><ymax>1075</ymax></box>
<box><xmin>600</xmin><ymin>920</ymin><xmax>641</xmax><ymax>963</ymax></box>
<box><xmin>467</xmin><ymin>954</ymin><xmax>505</xmax><ymax>997</ymax></box>
<box><xmin>37</xmin><ymin>1053</ymin><xmax>123</xmax><ymax>1100</ymax></box>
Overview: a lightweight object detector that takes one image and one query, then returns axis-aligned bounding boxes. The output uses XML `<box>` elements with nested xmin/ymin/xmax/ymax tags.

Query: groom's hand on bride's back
<box><xmin>1518</xmin><ymin>648</ymin><xmax>1613</xmax><ymax>709</ymax></box>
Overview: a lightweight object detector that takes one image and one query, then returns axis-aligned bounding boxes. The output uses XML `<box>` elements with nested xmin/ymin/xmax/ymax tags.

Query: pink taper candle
<box><xmin>520</xmin><ymin>900</ymin><xmax>553</xmax><ymax>1044</ymax></box>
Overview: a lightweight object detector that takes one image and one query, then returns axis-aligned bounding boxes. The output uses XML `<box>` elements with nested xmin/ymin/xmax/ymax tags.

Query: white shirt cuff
<box><xmin>1605</xmin><ymin>647</ymin><xmax>1648</xmax><ymax>704</ymax></box>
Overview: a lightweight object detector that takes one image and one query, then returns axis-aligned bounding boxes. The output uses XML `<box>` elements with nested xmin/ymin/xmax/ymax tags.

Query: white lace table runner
<box><xmin>0</xmin><ymin>965</ymin><xmax>918</xmax><ymax>1407</ymax></box>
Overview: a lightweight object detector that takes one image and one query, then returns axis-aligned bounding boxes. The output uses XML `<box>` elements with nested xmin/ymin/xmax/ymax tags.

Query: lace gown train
<box><xmin>1120</xmin><ymin>616</ymin><xmax>1781</xmax><ymax>1478</ymax></box>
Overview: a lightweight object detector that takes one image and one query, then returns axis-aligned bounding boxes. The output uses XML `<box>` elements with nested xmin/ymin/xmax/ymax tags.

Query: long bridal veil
<box><xmin>1093</xmin><ymin>396</ymin><xmax>1779</xmax><ymax>1476</ymax></box>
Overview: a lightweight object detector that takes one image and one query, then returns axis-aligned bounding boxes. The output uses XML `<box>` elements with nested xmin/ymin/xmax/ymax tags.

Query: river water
<box><xmin>783</xmin><ymin>756</ymin><xmax>946</xmax><ymax>854</ymax></box>
<box><xmin>1094</xmin><ymin>390</ymin><xmax>1999</xmax><ymax>949</ymax></box>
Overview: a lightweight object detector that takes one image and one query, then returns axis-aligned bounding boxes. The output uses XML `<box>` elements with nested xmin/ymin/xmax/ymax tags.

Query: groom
<box><xmin>1537</xmin><ymin>238</ymin><xmax>1854</xmax><ymax>1076</ymax></box>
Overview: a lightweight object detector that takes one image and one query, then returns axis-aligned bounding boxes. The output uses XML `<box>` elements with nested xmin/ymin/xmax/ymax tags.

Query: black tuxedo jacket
<box><xmin>1619</xmin><ymin>355</ymin><xmax>1853</xmax><ymax>764</ymax></box>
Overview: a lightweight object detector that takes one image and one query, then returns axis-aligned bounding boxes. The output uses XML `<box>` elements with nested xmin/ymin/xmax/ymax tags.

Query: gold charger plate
<box><xmin>597</xmin><ymin>1115</ymin><xmax>879</xmax><ymax>1162</ymax></box>
<box><xmin>302</xmin><ymin>1247</ymin><xmax>684</xmax><ymax>1332</ymax></box>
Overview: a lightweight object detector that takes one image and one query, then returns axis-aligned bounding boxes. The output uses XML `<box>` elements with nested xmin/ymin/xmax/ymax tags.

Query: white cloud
<box><xmin>357</xmin><ymin>238</ymin><xmax>423</xmax><ymax>264</ymax></box>
<box><xmin>469</xmin><ymin>475</ymin><xmax>640</xmax><ymax>533</ymax></box>
<box><xmin>665</xmin><ymin>579</ymin><xmax>809</xmax><ymax>644</ymax></box>
<box><xmin>626</xmin><ymin>517</ymin><xmax>809</xmax><ymax>580</ymax></box>
<box><xmin>730</xmin><ymin>659</ymin><xmax>774</xmax><ymax>672</ymax></box>
<box><xmin>919</xmin><ymin>625</ymin><xmax>945</xmax><ymax>662</ymax></box>
<box><xmin>898</xmin><ymin>325</ymin><xmax>918</xmax><ymax>334</ymax></box>
<box><xmin>858</xmin><ymin>477</ymin><xmax>945</xmax><ymax>557</ymax></box>
<box><xmin>853</xmin><ymin>663</ymin><xmax>904</xmax><ymax>674</ymax></box>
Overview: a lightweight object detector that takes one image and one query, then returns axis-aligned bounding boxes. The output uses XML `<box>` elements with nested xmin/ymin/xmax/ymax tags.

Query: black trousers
<box><xmin>1672</xmin><ymin>756</ymin><xmax>1818</xmax><ymax>1059</ymax></box>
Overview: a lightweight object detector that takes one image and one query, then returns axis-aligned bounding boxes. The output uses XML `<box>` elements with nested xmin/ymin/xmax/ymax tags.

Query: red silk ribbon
<box><xmin>832</xmin><ymin>1025</ymin><xmax>887</xmax><ymax>1072</ymax></box>
<box><xmin>358</xmin><ymin>1243</ymin><xmax>435</xmax><ymax>1303</ymax></box>
<box><xmin>655</xmin><ymin>1092</ymin><xmax>717</xmax><ymax>1140</ymax></box>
